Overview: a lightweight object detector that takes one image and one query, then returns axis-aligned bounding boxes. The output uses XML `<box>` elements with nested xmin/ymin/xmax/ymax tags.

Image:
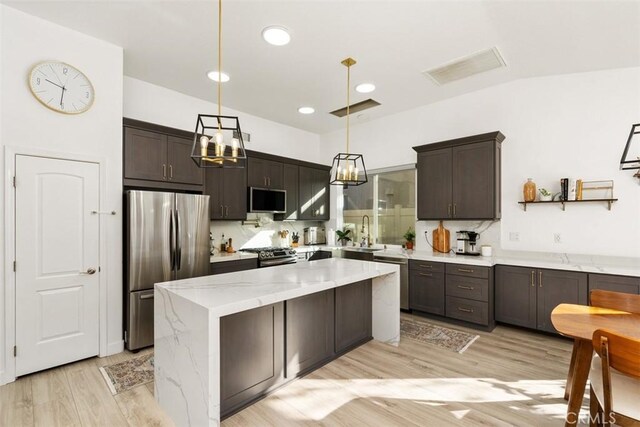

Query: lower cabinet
<box><xmin>495</xmin><ymin>265</ymin><xmax>587</xmax><ymax>333</ymax></box>
<box><xmin>286</xmin><ymin>290</ymin><xmax>335</xmax><ymax>377</ymax></box>
<box><xmin>210</xmin><ymin>258</ymin><xmax>258</xmax><ymax>275</ymax></box>
<box><xmin>220</xmin><ymin>302</ymin><xmax>285</xmax><ymax>416</ymax></box>
<box><xmin>335</xmin><ymin>280</ymin><xmax>373</xmax><ymax>353</ymax></box>
<box><xmin>588</xmin><ymin>273</ymin><xmax>640</xmax><ymax>297</ymax></box>
<box><xmin>444</xmin><ymin>264</ymin><xmax>493</xmax><ymax>328</ymax></box>
<box><xmin>409</xmin><ymin>267</ymin><xmax>445</xmax><ymax>315</ymax></box>
<box><xmin>220</xmin><ymin>281</ymin><xmax>372</xmax><ymax>418</ymax></box>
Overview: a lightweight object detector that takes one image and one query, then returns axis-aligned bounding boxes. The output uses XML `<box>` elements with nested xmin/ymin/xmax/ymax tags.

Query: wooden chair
<box><xmin>589</xmin><ymin>329</ymin><xmax>640</xmax><ymax>427</ymax></box>
<box><xmin>564</xmin><ymin>290</ymin><xmax>640</xmax><ymax>401</ymax></box>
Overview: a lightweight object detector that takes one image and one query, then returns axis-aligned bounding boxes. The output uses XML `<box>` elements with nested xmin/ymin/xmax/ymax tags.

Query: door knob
<box><xmin>80</xmin><ymin>268</ymin><xmax>97</xmax><ymax>275</ymax></box>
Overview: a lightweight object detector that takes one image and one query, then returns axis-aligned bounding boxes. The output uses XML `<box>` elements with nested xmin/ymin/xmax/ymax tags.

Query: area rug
<box><xmin>99</xmin><ymin>353</ymin><xmax>154</xmax><ymax>395</ymax></box>
<box><xmin>400</xmin><ymin>319</ymin><xmax>479</xmax><ymax>353</ymax></box>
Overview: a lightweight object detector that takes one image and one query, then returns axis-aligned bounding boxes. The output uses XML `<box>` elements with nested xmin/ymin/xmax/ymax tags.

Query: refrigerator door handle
<box><xmin>176</xmin><ymin>209</ymin><xmax>182</xmax><ymax>270</ymax></box>
<box><xmin>169</xmin><ymin>208</ymin><xmax>176</xmax><ymax>271</ymax></box>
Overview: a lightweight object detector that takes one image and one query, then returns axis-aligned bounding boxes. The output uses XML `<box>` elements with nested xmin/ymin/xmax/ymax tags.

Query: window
<box><xmin>342</xmin><ymin>166</ymin><xmax>415</xmax><ymax>246</ymax></box>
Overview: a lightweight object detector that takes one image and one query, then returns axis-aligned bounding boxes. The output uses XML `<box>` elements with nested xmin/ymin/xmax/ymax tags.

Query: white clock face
<box><xmin>29</xmin><ymin>61</ymin><xmax>95</xmax><ymax>114</ymax></box>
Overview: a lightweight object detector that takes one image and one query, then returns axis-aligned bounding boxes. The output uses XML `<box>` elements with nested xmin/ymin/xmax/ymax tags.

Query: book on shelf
<box><xmin>560</xmin><ymin>178</ymin><xmax>568</xmax><ymax>201</ymax></box>
<box><xmin>576</xmin><ymin>179</ymin><xmax>583</xmax><ymax>200</ymax></box>
<box><xmin>568</xmin><ymin>178</ymin><xmax>577</xmax><ymax>201</ymax></box>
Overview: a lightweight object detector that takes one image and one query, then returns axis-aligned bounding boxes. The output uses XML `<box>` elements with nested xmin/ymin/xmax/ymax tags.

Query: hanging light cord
<box><xmin>217</xmin><ymin>0</ymin><xmax>222</xmax><ymax>124</ymax></box>
<box><xmin>346</xmin><ymin>62</ymin><xmax>350</xmax><ymax>155</ymax></box>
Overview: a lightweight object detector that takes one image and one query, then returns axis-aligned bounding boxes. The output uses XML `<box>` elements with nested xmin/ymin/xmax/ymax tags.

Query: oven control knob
<box><xmin>259</xmin><ymin>251</ymin><xmax>266</xmax><ymax>258</ymax></box>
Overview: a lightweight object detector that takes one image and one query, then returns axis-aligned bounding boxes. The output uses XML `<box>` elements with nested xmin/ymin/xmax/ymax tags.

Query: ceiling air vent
<box><xmin>330</xmin><ymin>98</ymin><xmax>381</xmax><ymax>118</ymax></box>
<box><xmin>423</xmin><ymin>47</ymin><xmax>506</xmax><ymax>85</ymax></box>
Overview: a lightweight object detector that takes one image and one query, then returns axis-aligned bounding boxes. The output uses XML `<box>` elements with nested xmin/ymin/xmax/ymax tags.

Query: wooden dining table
<box><xmin>551</xmin><ymin>303</ymin><xmax>640</xmax><ymax>426</ymax></box>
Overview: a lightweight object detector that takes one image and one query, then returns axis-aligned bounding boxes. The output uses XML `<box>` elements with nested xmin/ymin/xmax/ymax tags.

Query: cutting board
<box><xmin>432</xmin><ymin>221</ymin><xmax>450</xmax><ymax>253</ymax></box>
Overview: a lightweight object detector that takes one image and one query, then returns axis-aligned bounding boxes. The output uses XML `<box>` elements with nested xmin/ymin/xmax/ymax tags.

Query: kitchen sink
<box><xmin>343</xmin><ymin>247</ymin><xmax>383</xmax><ymax>253</ymax></box>
<box><xmin>341</xmin><ymin>247</ymin><xmax>383</xmax><ymax>261</ymax></box>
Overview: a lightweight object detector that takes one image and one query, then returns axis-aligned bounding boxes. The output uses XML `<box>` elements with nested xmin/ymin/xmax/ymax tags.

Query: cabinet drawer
<box><xmin>446</xmin><ymin>296</ymin><xmax>488</xmax><ymax>326</ymax></box>
<box><xmin>446</xmin><ymin>263</ymin><xmax>489</xmax><ymax>279</ymax></box>
<box><xmin>210</xmin><ymin>259</ymin><xmax>258</xmax><ymax>275</ymax></box>
<box><xmin>409</xmin><ymin>260</ymin><xmax>444</xmax><ymax>273</ymax></box>
<box><xmin>446</xmin><ymin>275</ymin><xmax>489</xmax><ymax>302</ymax></box>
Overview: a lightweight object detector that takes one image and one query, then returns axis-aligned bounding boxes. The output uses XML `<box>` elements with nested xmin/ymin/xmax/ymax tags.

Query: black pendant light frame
<box><xmin>192</xmin><ymin>114</ymin><xmax>247</xmax><ymax>168</ymax></box>
<box><xmin>620</xmin><ymin>123</ymin><xmax>640</xmax><ymax>171</ymax></box>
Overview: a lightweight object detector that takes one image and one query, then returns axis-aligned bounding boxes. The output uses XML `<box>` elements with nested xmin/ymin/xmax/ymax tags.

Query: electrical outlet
<box><xmin>554</xmin><ymin>233</ymin><xmax>562</xmax><ymax>244</ymax></box>
<box><xmin>509</xmin><ymin>232</ymin><xmax>520</xmax><ymax>242</ymax></box>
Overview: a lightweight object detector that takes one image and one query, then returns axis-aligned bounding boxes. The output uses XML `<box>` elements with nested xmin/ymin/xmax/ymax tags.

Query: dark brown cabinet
<box><xmin>124</xmin><ymin>127</ymin><xmax>203</xmax><ymax>186</ymax></box>
<box><xmin>210</xmin><ymin>258</ymin><xmax>257</xmax><ymax>275</ymax></box>
<box><xmin>220</xmin><ymin>302</ymin><xmax>284</xmax><ymax>416</ymax></box>
<box><xmin>274</xmin><ymin>163</ymin><xmax>299</xmax><ymax>221</ymax></box>
<box><xmin>286</xmin><ymin>290</ymin><xmax>335</xmax><ymax>377</ymax></box>
<box><xmin>205</xmin><ymin>167</ymin><xmax>247</xmax><ymax>220</ymax></box>
<box><xmin>414</xmin><ymin>132</ymin><xmax>504</xmax><ymax>220</ymax></box>
<box><xmin>588</xmin><ymin>274</ymin><xmax>640</xmax><ymax>297</ymax></box>
<box><xmin>335</xmin><ymin>280</ymin><xmax>372</xmax><ymax>353</ymax></box>
<box><xmin>409</xmin><ymin>261</ymin><xmax>445</xmax><ymax>315</ymax></box>
<box><xmin>495</xmin><ymin>265</ymin><xmax>587</xmax><ymax>333</ymax></box>
<box><xmin>298</xmin><ymin>166</ymin><xmax>330</xmax><ymax>220</ymax></box>
<box><xmin>247</xmin><ymin>157</ymin><xmax>283</xmax><ymax>189</ymax></box>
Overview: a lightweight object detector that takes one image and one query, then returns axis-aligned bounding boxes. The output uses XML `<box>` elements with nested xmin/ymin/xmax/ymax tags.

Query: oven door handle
<box><xmin>259</xmin><ymin>257</ymin><xmax>298</xmax><ymax>267</ymax></box>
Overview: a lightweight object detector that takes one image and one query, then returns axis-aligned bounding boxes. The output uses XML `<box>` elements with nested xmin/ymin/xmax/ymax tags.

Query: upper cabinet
<box><xmin>298</xmin><ymin>166</ymin><xmax>330</xmax><ymax>221</ymax></box>
<box><xmin>414</xmin><ymin>132</ymin><xmax>504</xmax><ymax>221</ymax></box>
<box><xmin>205</xmin><ymin>167</ymin><xmax>247</xmax><ymax>221</ymax></box>
<box><xmin>247</xmin><ymin>157</ymin><xmax>284</xmax><ymax>189</ymax></box>
<box><xmin>123</xmin><ymin>120</ymin><xmax>204</xmax><ymax>190</ymax></box>
<box><xmin>274</xmin><ymin>163</ymin><xmax>299</xmax><ymax>221</ymax></box>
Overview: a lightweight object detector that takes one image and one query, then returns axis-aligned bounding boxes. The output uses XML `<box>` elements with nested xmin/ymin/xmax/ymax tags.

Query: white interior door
<box><xmin>15</xmin><ymin>155</ymin><xmax>100</xmax><ymax>376</ymax></box>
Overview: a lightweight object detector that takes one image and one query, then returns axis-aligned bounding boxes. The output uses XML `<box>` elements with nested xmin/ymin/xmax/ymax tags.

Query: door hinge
<box><xmin>13</xmin><ymin>346</ymin><xmax>16</xmax><ymax>357</ymax></box>
<box><xmin>124</xmin><ymin>330</ymin><xmax>128</xmax><ymax>343</ymax></box>
<box><xmin>12</xmin><ymin>176</ymin><xmax>16</xmax><ymax>188</ymax></box>
<box><xmin>98</xmin><ymin>266</ymin><xmax>101</xmax><ymax>272</ymax></box>
<box><xmin>13</xmin><ymin>261</ymin><xmax>16</xmax><ymax>272</ymax></box>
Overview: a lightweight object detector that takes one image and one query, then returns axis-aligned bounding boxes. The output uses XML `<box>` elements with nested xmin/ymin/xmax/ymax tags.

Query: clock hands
<box><xmin>45</xmin><ymin>78</ymin><xmax>64</xmax><ymax>89</ymax></box>
<box><xmin>60</xmin><ymin>85</ymin><xmax>67</xmax><ymax>107</ymax></box>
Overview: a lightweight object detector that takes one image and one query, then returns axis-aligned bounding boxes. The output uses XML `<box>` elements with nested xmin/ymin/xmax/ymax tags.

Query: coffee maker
<box><xmin>456</xmin><ymin>231</ymin><xmax>481</xmax><ymax>256</ymax></box>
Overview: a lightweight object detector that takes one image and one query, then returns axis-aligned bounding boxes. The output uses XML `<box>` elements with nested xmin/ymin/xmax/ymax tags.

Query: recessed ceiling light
<box><xmin>207</xmin><ymin>71</ymin><xmax>230</xmax><ymax>82</ymax></box>
<box><xmin>298</xmin><ymin>106</ymin><xmax>315</xmax><ymax>115</ymax></box>
<box><xmin>355</xmin><ymin>83</ymin><xmax>376</xmax><ymax>93</ymax></box>
<box><xmin>262</xmin><ymin>26</ymin><xmax>291</xmax><ymax>46</ymax></box>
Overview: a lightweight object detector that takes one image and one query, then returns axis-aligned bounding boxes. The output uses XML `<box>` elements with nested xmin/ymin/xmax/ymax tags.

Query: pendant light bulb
<box><xmin>199</xmin><ymin>135</ymin><xmax>209</xmax><ymax>157</ymax></box>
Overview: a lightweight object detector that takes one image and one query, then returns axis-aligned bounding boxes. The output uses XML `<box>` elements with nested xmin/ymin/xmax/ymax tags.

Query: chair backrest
<box><xmin>592</xmin><ymin>329</ymin><xmax>640</xmax><ymax>380</ymax></box>
<box><xmin>590</xmin><ymin>289</ymin><xmax>640</xmax><ymax>314</ymax></box>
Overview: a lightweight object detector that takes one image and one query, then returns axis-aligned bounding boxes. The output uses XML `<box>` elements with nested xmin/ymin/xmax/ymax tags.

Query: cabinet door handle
<box><xmin>458</xmin><ymin>307</ymin><xmax>474</xmax><ymax>313</ymax></box>
<box><xmin>169</xmin><ymin>165</ymin><xmax>173</xmax><ymax>179</ymax></box>
<box><xmin>453</xmin><ymin>204</ymin><xmax>457</xmax><ymax>216</ymax></box>
<box><xmin>268</xmin><ymin>177</ymin><xmax>271</xmax><ymax>187</ymax></box>
<box><xmin>539</xmin><ymin>271</ymin><xmax>543</xmax><ymax>288</ymax></box>
<box><xmin>225</xmin><ymin>206</ymin><xmax>229</xmax><ymax>217</ymax></box>
<box><xmin>457</xmin><ymin>285</ymin><xmax>474</xmax><ymax>290</ymax></box>
<box><xmin>220</xmin><ymin>205</ymin><xmax>224</xmax><ymax>218</ymax></box>
<box><xmin>419</xmin><ymin>264</ymin><xmax>433</xmax><ymax>269</ymax></box>
<box><xmin>531</xmin><ymin>270</ymin><xmax>535</xmax><ymax>287</ymax></box>
<box><xmin>162</xmin><ymin>164</ymin><xmax>167</xmax><ymax>179</ymax></box>
<box><xmin>448</xmin><ymin>204</ymin><xmax>452</xmax><ymax>217</ymax></box>
<box><xmin>418</xmin><ymin>272</ymin><xmax>432</xmax><ymax>277</ymax></box>
<box><xmin>457</xmin><ymin>268</ymin><xmax>474</xmax><ymax>273</ymax></box>
<box><xmin>264</xmin><ymin>177</ymin><xmax>267</xmax><ymax>186</ymax></box>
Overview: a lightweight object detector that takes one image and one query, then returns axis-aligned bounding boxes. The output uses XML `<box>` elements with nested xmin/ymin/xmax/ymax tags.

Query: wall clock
<box><xmin>29</xmin><ymin>61</ymin><xmax>95</xmax><ymax>114</ymax></box>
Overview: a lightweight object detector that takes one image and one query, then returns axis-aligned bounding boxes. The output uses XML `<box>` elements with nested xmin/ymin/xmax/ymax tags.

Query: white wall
<box><xmin>0</xmin><ymin>5</ymin><xmax>124</xmax><ymax>382</ymax></box>
<box><xmin>123</xmin><ymin>77</ymin><xmax>322</xmax><ymax>163</ymax></box>
<box><xmin>321</xmin><ymin>67</ymin><xmax>640</xmax><ymax>258</ymax></box>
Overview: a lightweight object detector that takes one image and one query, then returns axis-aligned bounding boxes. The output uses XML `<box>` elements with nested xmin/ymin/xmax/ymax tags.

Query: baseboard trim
<box><xmin>106</xmin><ymin>340</ymin><xmax>124</xmax><ymax>357</ymax></box>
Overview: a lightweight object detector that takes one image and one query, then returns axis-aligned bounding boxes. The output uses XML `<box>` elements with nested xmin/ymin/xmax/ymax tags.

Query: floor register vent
<box><xmin>423</xmin><ymin>47</ymin><xmax>506</xmax><ymax>85</ymax></box>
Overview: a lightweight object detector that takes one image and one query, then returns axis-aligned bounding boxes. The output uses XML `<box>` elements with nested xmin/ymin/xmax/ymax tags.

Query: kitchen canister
<box><xmin>480</xmin><ymin>245</ymin><xmax>492</xmax><ymax>257</ymax></box>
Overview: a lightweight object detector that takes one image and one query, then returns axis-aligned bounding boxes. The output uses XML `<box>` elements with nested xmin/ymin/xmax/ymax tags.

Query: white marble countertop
<box><xmin>371</xmin><ymin>248</ymin><xmax>640</xmax><ymax>277</ymax></box>
<box><xmin>209</xmin><ymin>252</ymin><xmax>258</xmax><ymax>264</ymax></box>
<box><xmin>157</xmin><ymin>258</ymin><xmax>398</xmax><ymax>318</ymax></box>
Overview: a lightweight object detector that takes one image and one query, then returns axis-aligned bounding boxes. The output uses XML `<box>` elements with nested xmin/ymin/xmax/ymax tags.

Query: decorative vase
<box><xmin>406</xmin><ymin>241</ymin><xmax>414</xmax><ymax>250</ymax></box>
<box><xmin>523</xmin><ymin>178</ymin><xmax>537</xmax><ymax>202</ymax></box>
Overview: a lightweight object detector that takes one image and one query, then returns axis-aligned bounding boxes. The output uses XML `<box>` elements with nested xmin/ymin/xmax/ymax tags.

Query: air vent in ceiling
<box><xmin>423</xmin><ymin>47</ymin><xmax>506</xmax><ymax>85</ymax></box>
<box><xmin>330</xmin><ymin>98</ymin><xmax>381</xmax><ymax>117</ymax></box>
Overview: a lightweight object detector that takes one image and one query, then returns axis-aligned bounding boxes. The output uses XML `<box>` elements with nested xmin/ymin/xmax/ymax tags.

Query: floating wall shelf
<box><xmin>518</xmin><ymin>199</ymin><xmax>618</xmax><ymax>212</ymax></box>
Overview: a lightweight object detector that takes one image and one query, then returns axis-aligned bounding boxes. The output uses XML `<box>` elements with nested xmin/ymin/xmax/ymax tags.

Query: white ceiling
<box><xmin>5</xmin><ymin>0</ymin><xmax>640</xmax><ymax>134</ymax></box>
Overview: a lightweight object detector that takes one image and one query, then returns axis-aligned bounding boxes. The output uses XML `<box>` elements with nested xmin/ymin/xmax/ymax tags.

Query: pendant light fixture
<box><xmin>620</xmin><ymin>123</ymin><xmax>640</xmax><ymax>180</ymax></box>
<box><xmin>191</xmin><ymin>0</ymin><xmax>246</xmax><ymax>168</ymax></box>
<box><xmin>330</xmin><ymin>58</ymin><xmax>368</xmax><ymax>188</ymax></box>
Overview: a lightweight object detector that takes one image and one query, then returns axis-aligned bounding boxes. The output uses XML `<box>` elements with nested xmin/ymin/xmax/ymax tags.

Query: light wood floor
<box><xmin>0</xmin><ymin>315</ymin><xmax>587</xmax><ymax>426</ymax></box>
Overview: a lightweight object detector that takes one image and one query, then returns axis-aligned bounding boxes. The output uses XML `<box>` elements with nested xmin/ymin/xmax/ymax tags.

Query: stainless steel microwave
<box><xmin>248</xmin><ymin>187</ymin><xmax>286</xmax><ymax>213</ymax></box>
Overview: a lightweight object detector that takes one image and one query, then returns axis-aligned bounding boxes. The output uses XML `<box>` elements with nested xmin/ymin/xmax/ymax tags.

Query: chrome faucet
<box><xmin>361</xmin><ymin>215</ymin><xmax>372</xmax><ymax>248</ymax></box>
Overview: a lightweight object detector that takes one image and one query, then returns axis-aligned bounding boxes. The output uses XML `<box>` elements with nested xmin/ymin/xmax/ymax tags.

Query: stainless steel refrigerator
<box><xmin>125</xmin><ymin>190</ymin><xmax>210</xmax><ymax>350</ymax></box>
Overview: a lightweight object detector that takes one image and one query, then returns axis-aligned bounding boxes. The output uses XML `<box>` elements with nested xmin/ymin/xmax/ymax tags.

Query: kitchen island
<box><xmin>154</xmin><ymin>258</ymin><xmax>400</xmax><ymax>426</ymax></box>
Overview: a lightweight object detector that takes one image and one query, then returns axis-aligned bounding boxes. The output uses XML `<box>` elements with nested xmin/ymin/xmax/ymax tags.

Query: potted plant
<box><xmin>539</xmin><ymin>188</ymin><xmax>552</xmax><ymax>202</ymax></box>
<box><xmin>336</xmin><ymin>228</ymin><xmax>352</xmax><ymax>246</ymax></box>
<box><xmin>403</xmin><ymin>227</ymin><xmax>416</xmax><ymax>250</ymax></box>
